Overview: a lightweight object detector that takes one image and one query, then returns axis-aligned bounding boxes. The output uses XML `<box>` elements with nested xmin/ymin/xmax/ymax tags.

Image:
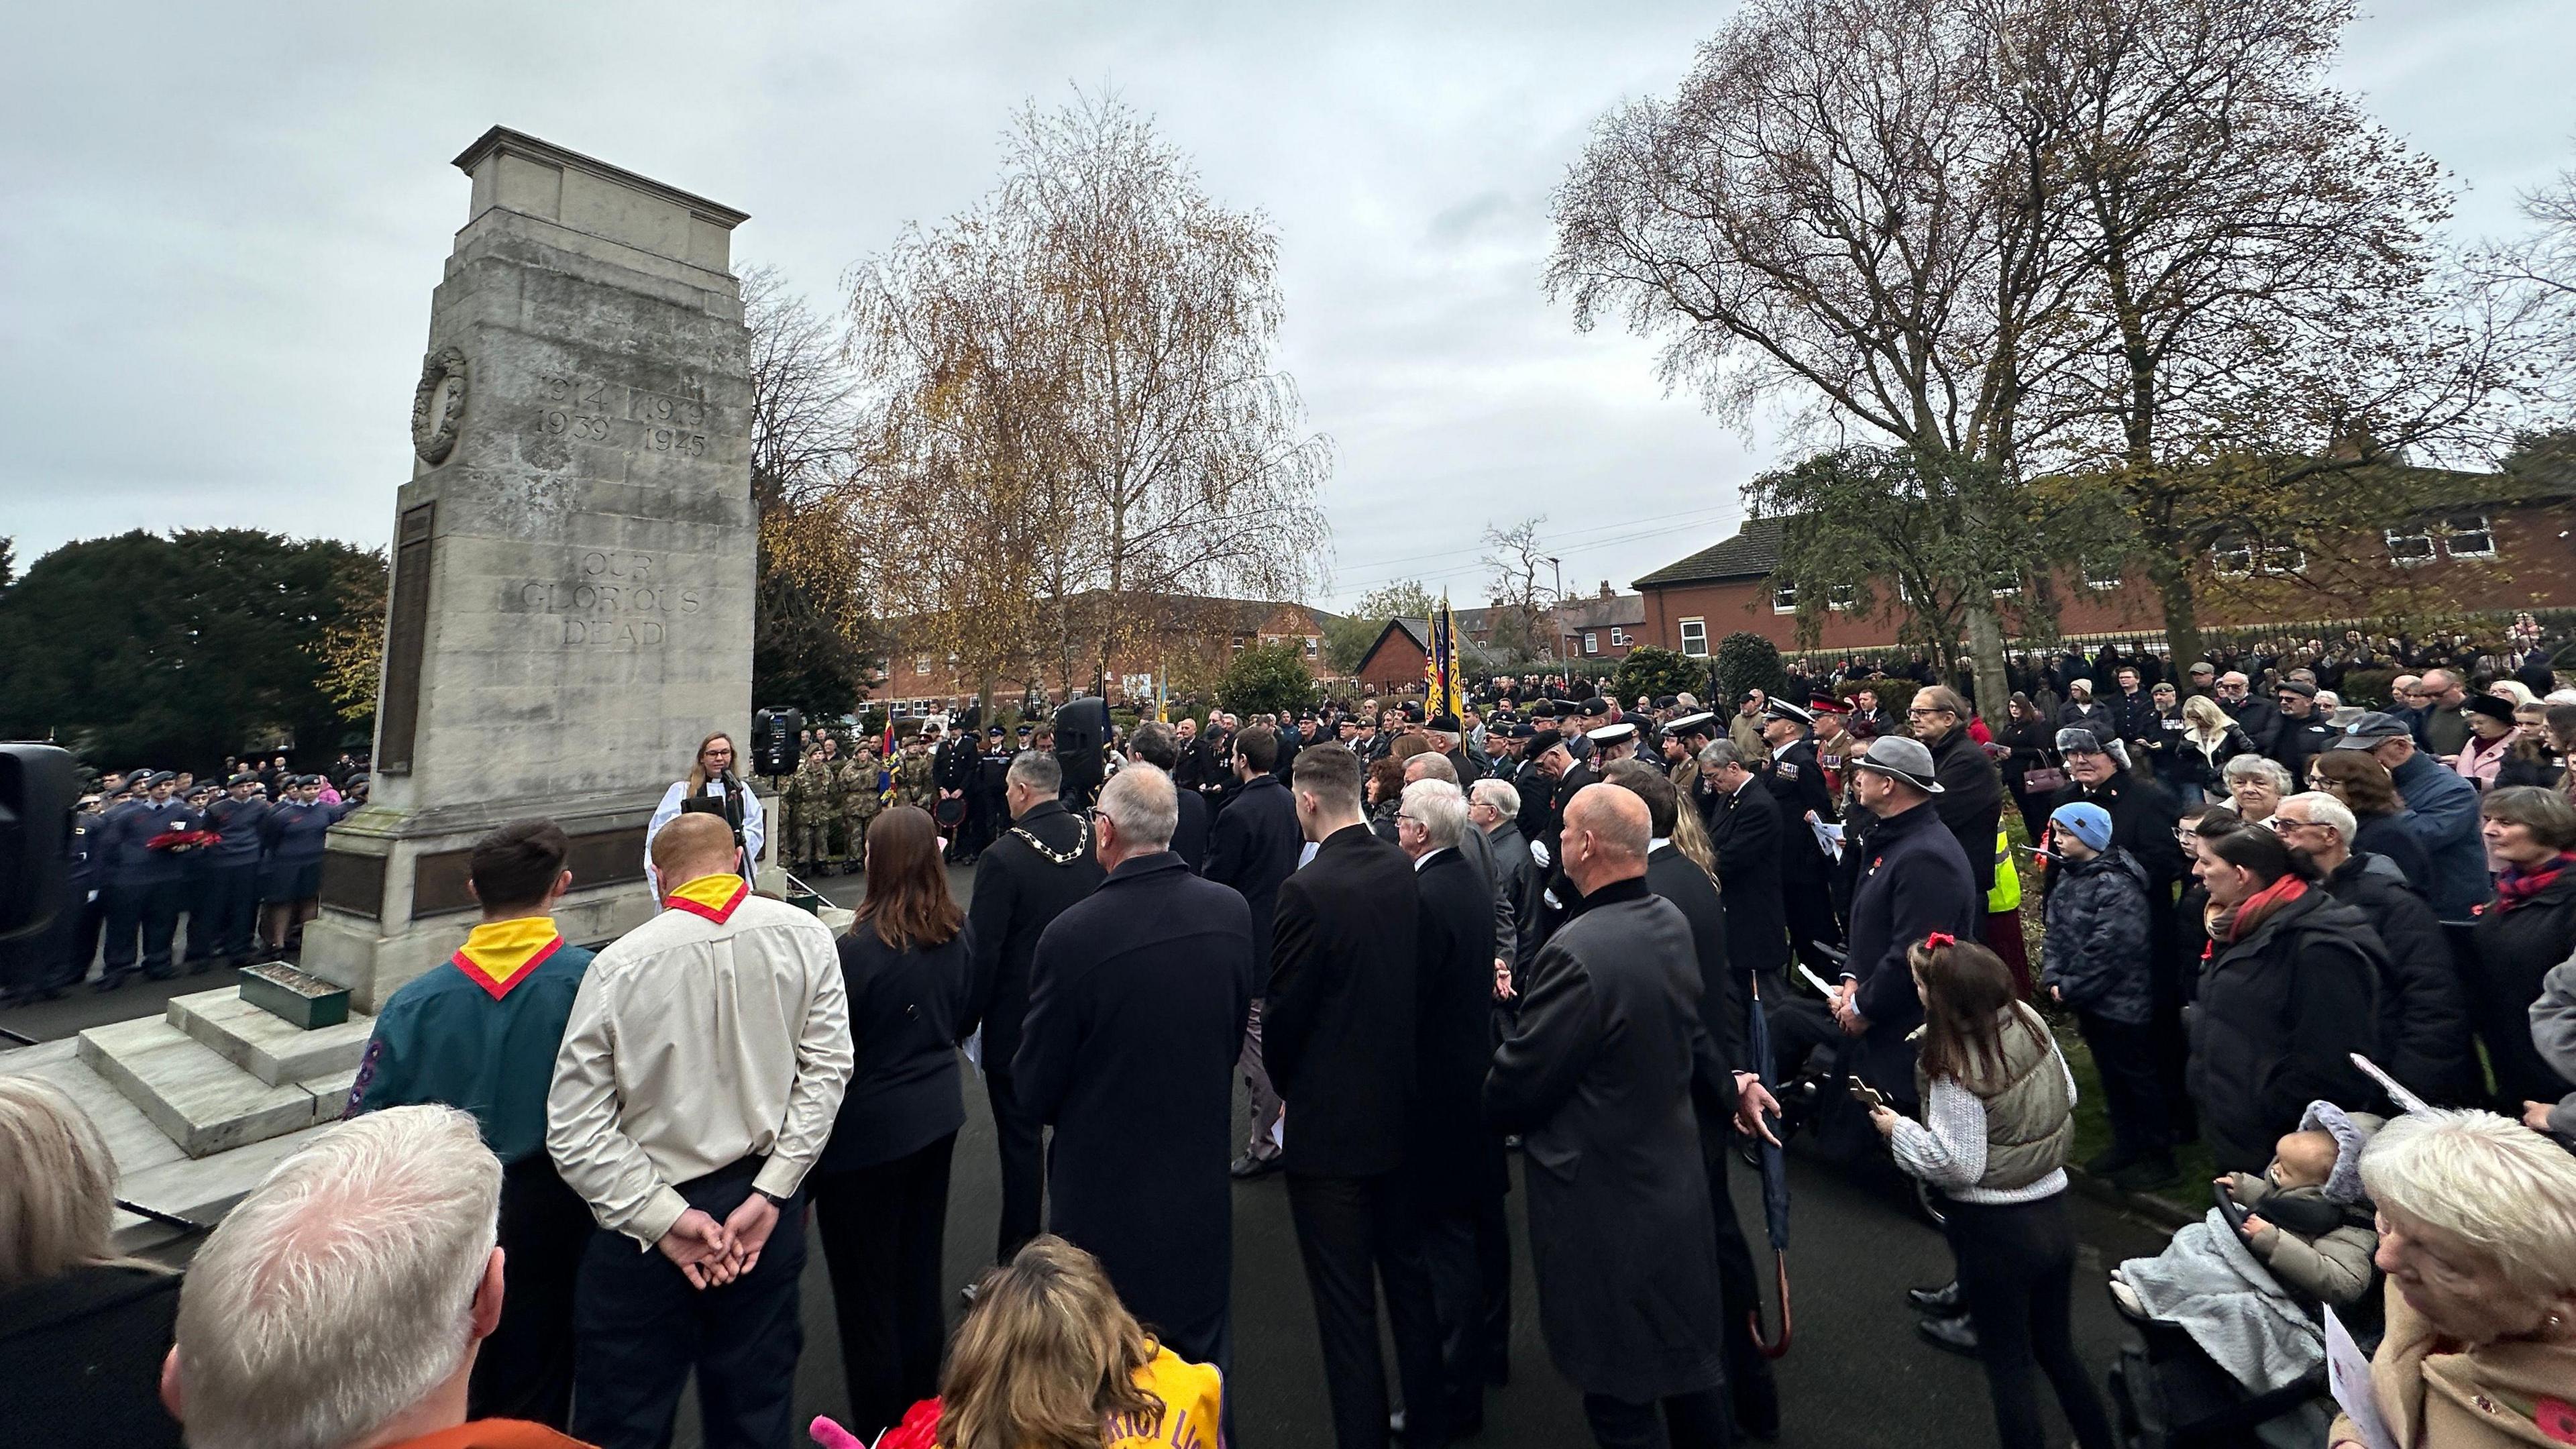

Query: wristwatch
<box><xmin>754</xmin><ymin>1188</ymin><xmax>792</xmax><ymax>1210</ymax></box>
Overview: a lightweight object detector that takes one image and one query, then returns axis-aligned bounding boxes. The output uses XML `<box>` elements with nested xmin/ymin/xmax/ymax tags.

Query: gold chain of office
<box><xmin>1009</xmin><ymin>818</ymin><xmax>1091</xmax><ymax>866</ymax></box>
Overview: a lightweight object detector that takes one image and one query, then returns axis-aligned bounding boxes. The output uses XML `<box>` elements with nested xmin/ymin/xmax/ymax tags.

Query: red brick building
<box><xmin>1633</xmin><ymin>469</ymin><xmax>2576</xmax><ymax>658</ymax></box>
<box><xmin>867</xmin><ymin>593</ymin><xmax>1332</xmax><ymax>717</ymax></box>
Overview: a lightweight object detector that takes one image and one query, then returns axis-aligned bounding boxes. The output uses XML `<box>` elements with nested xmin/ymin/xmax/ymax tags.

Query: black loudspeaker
<box><xmin>0</xmin><ymin>743</ymin><xmax>79</xmax><ymax>941</ymax></box>
<box><xmin>752</xmin><ymin>706</ymin><xmax>804</xmax><ymax>776</ymax></box>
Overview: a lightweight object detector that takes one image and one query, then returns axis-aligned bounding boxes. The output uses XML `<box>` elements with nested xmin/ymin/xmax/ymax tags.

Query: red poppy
<box><xmin>2536</xmin><ymin>1395</ymin><xmax>2576</xmax><ymax>1444</ymax></box>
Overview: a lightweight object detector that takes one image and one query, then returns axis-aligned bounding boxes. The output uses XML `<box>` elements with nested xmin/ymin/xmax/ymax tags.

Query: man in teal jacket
<box><xmin>345</xmin><ymin>818</ymin><xmax>593</xmax><ymax>1430</ymax></box>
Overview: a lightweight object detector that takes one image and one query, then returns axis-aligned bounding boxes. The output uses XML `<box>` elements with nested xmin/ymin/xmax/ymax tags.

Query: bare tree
<box><xmin>1479</xmin><ymin>517</ymin><xmax>1556</xmax><ymax>663</ymax></box>
<box><xmin>1548</xmin><ymin>0</ymin><xmax>2092</xmax><ymax>716</ymax></box>
<box><xmin>740</xmin><ymin>265</ymin><xmax>874</xmax><ymax>714</ymax></box>
<box><xmin>2010</xmin><ymin>0</ymin><xmax>2536</xmax><ymax>662</ymax></box>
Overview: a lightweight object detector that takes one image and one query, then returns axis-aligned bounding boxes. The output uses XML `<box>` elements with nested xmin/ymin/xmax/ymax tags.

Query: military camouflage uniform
<box><xmin>786</xmin><ymin>753</ymin><xmax>833</xmax><ymax>871</ymax></box>
<box><xmin>844</xmin><ymin>749</ymin><xmax>885</xmax><ymax>858</ymax></box>
<box><xmin>898</xmin><ymin>745</ymin><xmax>936</xmax><ymax>813</ymax></box>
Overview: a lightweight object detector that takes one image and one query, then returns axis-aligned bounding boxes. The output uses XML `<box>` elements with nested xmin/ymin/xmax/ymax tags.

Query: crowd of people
<box><xmin>0</xmin><ymin>752</ymin><xmax>369</xmax><ymax>1002</ymax></box>
<box><xmin>10</xmin><ymin>623</ymin><xmax>2576</xmax><ymax>1449</ymax></box>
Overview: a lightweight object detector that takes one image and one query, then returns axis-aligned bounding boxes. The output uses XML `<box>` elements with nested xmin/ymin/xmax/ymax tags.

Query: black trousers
<box><xmin>1419</xmin><ymin>1188</ymin><xmax>1501</xmax><ymax>1430</ymax></box>
<box><xmin>809</xmin><ymin>1131</ymin><xmax>957</xmax><ymax>1444</ymax></box>
<box><xmin>197</xmin><ymin>863</ymin><xmax>261</xmax><ymax>964</ymax></box>
<box><xmin>572</xmin><ymin>1158</ymin><xmax>807</xmax><ymax>1449</ymax></box>
<box><xmin>1943</xmin><ymin>1195</ymin><xmax>2114</xmax><ymax>1449</ymax></box>
<box><xmin>1579</xmin><ymin>1387</ymin><xmax>1732</xmax><ymax>1449</ymax></box>
<box><xmin>1699</xmin><ymin>1144</ymin><xmax>1771</xmax><ymax>1413</ymax></box>
<box><xmin>101</xmin><ymin>880</ymin><xmax>184</xmax><ymax>980</ymax></box>
<box><xmin>1764</xmin><ymin>998</ymin><xmax>1854</xmax><ymax>1089</ymax></box>
<box><xmin>1780</xmin><ymin>873</ymin><xmax>1841</xmax><ymax>975</ymax></box>
<box><xmin>1287</xmin><ymin>1170</ymin><xmax>1450</xmax><ymax>1449</ymax></box>
<box><xmin>2076</xmin><ymin>1012</ymin><xmax>2170</xmax><ymax>1161</ymax></box>
<box><xmin>1472</xmin><ymin>1182</ymin><xmax>1512</xmax><ymax>1383</ymax></box>
<box><xmin>984</xmin><ymin>1067</ymin><xmax>1044</xmax><ymax>1263</ymax></box>
<box><xmin>469</xmin><ymin>1152</ymin><xmax>594</xmax><ymax>1430</ymax></box>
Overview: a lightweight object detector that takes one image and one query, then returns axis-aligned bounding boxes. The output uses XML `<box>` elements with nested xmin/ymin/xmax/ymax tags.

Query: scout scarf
<box><xmin>666</xmin><ymin>872</ymin><xmax>750</xmax><ymax>924</ymax></box>
<box><xmin>2492</xmin><ymin>853</ymin><xmax>2576</xmax><ymax>914</ymax></box>
<box><xmin>450</xmin><ymin>916</ymin><xmax>566</xmax><ymax>1000</ymax></box>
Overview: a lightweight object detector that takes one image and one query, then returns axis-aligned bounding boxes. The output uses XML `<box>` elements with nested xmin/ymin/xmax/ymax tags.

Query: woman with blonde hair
<box><xmin>2331</xmin><ymin>1109</ymin><xmax>2576</xmax><ymax>1448</ymax></box>
<box><xmin>644</xmin><ymin>730</ymin><xmax>766</xmax><ymax>886</ymax></box>
<box><xmin>2173</xmin><ymin>694</ymin><xmax>2255</xmax><ymax>805</ymax></box>
<box><xmin>830</xmin><ymin>1235</ymin><xmax>1223</xmax><ymax>1449</ymax></box>
<box><xmin>0</xmin><ymin>1077</ymin><xmax>182</xmax><ymax>1446</ymax></box>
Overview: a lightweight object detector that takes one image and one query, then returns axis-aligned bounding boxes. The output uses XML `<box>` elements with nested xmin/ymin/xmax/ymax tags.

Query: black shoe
<box><xmin>92</xmin><ymin>974</ymin><xmax>125</xmax><ymax>994</ymax></box>
<box><xmin>1230</xmin><ymin>1151</ymin><xmax>1283</xmax><ymax>1180</ymax></box>
<box><xmin>187</xmin><ymin>959</ymin><xmax>213</xmax><ymax>975</ymax></box>
<box><xmin>1733</xmin><ymin>1362</ymin><xmax>1781</xmax><ymax>1440</ymax></box>
<box><xmin>2084</xmin><ymin>1146</ymin><xmax>2139</xmax><ymax>1177</ymax></box>
<box><xmin>2112</xmin><ymin>1155</ymin><xmax>2180</xmax><ymax>1192</ymax></box>
<box><xmin>1907</xmin><ymin>1279</ymin><xmax>1967</xmax><ymax>1317</ymax></box>
<box><xmin>1916</xmin><ymin>1313</ymin><xmax>1980</xmax><ymax>1358</ymax></box>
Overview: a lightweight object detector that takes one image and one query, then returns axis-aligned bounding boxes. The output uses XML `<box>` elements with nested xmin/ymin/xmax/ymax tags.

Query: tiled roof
<box><xmin>1632</xmin><ymin>516</ymin><xmax>1788</xmax><ymax>588</ymax></box>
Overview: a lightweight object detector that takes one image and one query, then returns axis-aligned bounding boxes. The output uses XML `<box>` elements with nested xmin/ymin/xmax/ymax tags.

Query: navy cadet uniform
<box><xmin>197</xmin><ymin>776</ymin><xmax>273</xmax><ymax>970</ymax></box>
<box><xmin>96</xmin><ymin>773</ymin><xmax>201</xmax><ymax>987</ymax></box>
<box><xmin>1758</xmin><ymin>700</ymin><xmax>1844</xmax><ymax>973</ymax></box>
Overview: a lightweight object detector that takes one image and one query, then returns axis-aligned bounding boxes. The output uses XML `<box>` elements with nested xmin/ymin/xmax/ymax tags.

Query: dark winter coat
<box><xmin>2466</xmin><ymin>865</ymin><xmax>2576</xmax><ymax>1106</ymax></box>
<box><xmin>1265</xmin><ymin>823</ymin><xmax>1420</xmax><ymax>1177</ymax></box>
<box><xmin>2349</xmin><ymin>809</ymin><xmax>2433</xmax><ymax>888</ymax></box>
<box><xmin>1410</xmin><ymin>848</ymin><xmax>1507</xmax><ymax>1205</ymax></box>
<box><xmin>2057</xmin><ymin>700</ymin><xmax>2117</xmax><ymax>739</ymax></box>
<box><xmin>961</xmin><ymin>799</ymin><xmax>1105</xmax><ymax>1076</ymax></box>
<box><xmin>2389</xmin><ymin>753</ymin><xmax>2489</xmax><ymax>920</ymax></box>
<box><xmin>2041</xmin><ymin>847</ymin><xmax>2154</xmax><ymax>1027</ymax></box>
<box><xmin>1705</xmin><ymin>775</ymin><xmax>1788</xmax><ymax>977</ymax></box>
<box><xmin>1205</xmin><ymin>773</ymin><xmax>1301</xmax><ymax>972</ymax></box>
<box><xmin>1926</xmin><ymin>724</ymin><xmax>2005</xmax><ymax>896</ymax></box>
<box><xmin>1018</xmin><ymin>852</ymin><xmax>1255</xmax><ymax>1337</ymax></box>
<box><xmin>1485</xmin><ymin>876</ymin><xmax>1727</xmax><ymax>1403</ymax></box>
<box><xmin>2186</xmin><ymin>884</ymin><xmax>2383</xmax><ymax>1173</ymax></box>
<box><xmin>2319</xmin><ymin>854</ymin><xmax>2480</xmax><ymax>1106</ymax></box>
<box><xmin>1841</xmin><ymin>800</ymin><xmax>1982</xmax><ymax>1090</ymax></box>
<box><xmin>0</xmin><ymin>1263</ymin><xmax>184</xmax><ymax>1449</ymax></box>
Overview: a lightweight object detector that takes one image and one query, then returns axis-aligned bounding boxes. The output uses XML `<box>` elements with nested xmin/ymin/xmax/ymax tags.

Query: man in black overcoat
<box><xmin>1208</xmin><ymin>724</ymin><xmax>1302</xmax><ymax>1175</ymax></box>
<box><xmin>1607</xmin><ymin>761</ymin><xmax>1782</xmax><ymax>1439</ymax></box>
<box><xmin>961</xmin><ymin>749</ymin><xmax>1104</xmax><ymax>1265</ymax></box>
<box><xmin>1016</xmin><ymin>763</ymin><xmax>1254</xmax><ymax>1381</ymax></box>
<box><xmin>1701</xmin><ymin>740</ymin><xmax>1790</xmax><ymax>1005</ymax></box>
<box><xmin>1266</xmin><ymin>744</ymin><xmax>1448</xmax><ymax>1449</ymax></box>
<box><xmin>1127</xmin><ymin>721</ymin><xmax>1208</xmax><ymax>871</ymax></box>
<box><xmin>1486</xmin><ymin>784</ymin><xmax>1738</xmax><ymax>1449</ymax></box>
<box><xmin>1756</xmin><ymin>700</ymin><xmax>1841</xmax><ymax>972</ymax></box>
<box><xmin>1395</xmin><ymin>777</ymin><xmax>1509</xmax><ymax>1436</ymax></box>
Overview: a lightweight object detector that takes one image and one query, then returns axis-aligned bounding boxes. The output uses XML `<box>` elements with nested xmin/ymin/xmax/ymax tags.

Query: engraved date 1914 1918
<box><xmin>535</xmin><ymin>374</ymin><xmax>710</xmax><ymax>455</ymax></box>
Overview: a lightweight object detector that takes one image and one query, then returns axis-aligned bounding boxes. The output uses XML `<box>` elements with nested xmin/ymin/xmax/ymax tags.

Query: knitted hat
<box><xmin>2049</xmin><ymin>802</ymin><xmax>2114</xmax><ymax>853</ymax></box>
<box><xmin>2298</xmin><ymin>1100</ymin><xmax>2375</xmax><ymax>1206</ymax></box>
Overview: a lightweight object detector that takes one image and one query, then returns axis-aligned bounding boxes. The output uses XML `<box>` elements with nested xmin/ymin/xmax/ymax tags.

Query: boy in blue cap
<box><xmin>2043</xmin><ymin>800</ymin><xmax>2173</xmax><ymax>1188</ymax></box>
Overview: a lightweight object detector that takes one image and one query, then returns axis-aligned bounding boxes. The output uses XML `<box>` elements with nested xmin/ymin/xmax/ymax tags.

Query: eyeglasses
<box><xmin>1905</xmin><ymin>707</ymin><xmax>1947</xmax><ymax>718</ymax></box>
<box><xmin>2267</xmin><ymin>816</ymin><xmax>2324</xmax><ymax>834</ymax></box>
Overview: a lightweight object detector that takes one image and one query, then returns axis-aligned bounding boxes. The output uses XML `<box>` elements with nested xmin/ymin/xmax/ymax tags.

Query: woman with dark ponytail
<box><xmin>1870</xmin><ymin>934</ymin><xmax>2111</xmax><ymax>1449</ymax></box>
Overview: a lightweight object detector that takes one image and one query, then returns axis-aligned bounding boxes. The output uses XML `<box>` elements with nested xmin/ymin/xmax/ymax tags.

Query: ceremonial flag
<box><xmin>1425</xmin><ymin>595</ymin><xmax>1464</xmax><ymax>720</ymax></box>
<box><xmin>877</xmin><ymin>716</ymin><xmax>896</xmax><ymax>805</ymax></box>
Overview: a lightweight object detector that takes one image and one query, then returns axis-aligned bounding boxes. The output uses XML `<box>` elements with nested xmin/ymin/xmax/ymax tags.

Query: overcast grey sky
<box><xmin>4</xmin><ymin>1</ymin><xmax>2569</xmax><ymax>608</ymax></box>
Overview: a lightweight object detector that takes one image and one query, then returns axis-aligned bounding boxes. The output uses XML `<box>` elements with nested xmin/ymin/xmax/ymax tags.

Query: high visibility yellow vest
<box><xmin>1988</xmin><ymin>828</ymin><xmax>2021</xmax><ymax>913</ymax></box>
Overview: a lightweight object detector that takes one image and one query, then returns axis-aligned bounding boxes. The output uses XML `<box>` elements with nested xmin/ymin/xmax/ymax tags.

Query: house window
<box><xmin>1609</xmin><ymin>627</ymin><xmax>1627</xmax><ymax>647</ymax></box>
<box><xmin>1303</xmin><ymin>636</ymin><xmax>1319</xmax><ymax>657</ymax></box>
<box><xmin>914</xmin><ymin>654</ymin><xmax>931</xmax><ymax>676</ymax></box>
<box><xmin>1680</xmin><ymin>619</ymin><xmax>1708</xmax><ymax>657</ymax></box>
<box><xmin>1827</xmin><ymin>584</ymin><xmax>1858</xmax><ymax>610</ymax></box>
<box><xmin>2263</xmin><ymin>542</ymin><xmax>2306</xmax><ymax>575</ymax></box>
<box><xmin>1989</xmin><ymin>568</ymin><xmax>2021</xmax><ymax>598</ymax></box>
<box><xmin>1583</xmin><ymin>632</ymin><xmax>1599</xmax><ymax>655</ymax></box>
<box><xmin>1772</xmin><ymin>584</ymin><xmax>1798</xmax><ymax>612</ymax></box>
<box><xmin>2444</xmin><ymin>514</ymin><xmax>2495</xmax><ymax>559</ymax></box>
<box><xmin>2386</xmin><ymin>525</ymin><xmax>2435</xmax><ymax>565</ymax></box>
<box><xmin>2082</xmin><ymin>557</ymin><xmax>2123</xmax><ymax>590</ymax></box>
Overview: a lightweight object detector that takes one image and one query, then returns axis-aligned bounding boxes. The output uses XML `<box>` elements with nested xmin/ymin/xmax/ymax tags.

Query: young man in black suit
<box><xmin>1207</xmin><ymin>724</ymin><xmax>1302</xmax><ymax>1177</ymax></box>
<box><xmin>959</xmin><ymin>749</ymin><xmax>1104</xmax><ymax>1267</ymax></box>
<box><xmin>1267</xmin><ymin>743</ymin><xmax>1448</xmax><ymax>1449</ymax></box>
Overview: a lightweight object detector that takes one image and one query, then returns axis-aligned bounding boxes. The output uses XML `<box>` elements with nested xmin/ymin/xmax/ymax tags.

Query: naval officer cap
<box><xmin>1762</xmin><ymin>698</ymin><xmax>1815</xmax><ymax>727</ymax></box>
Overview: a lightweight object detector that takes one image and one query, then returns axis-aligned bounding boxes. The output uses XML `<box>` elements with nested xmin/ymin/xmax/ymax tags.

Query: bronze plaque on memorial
<box><xmin>376</xmin><ymin>501</ymin><xmax>436</xmax><ymax>775</ymax></box>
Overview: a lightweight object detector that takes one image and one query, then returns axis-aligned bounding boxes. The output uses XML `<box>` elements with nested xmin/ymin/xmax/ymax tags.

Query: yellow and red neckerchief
<box><xmin>665</xmin><ymin>872</ymin><xmax>749</xmax><ymax>924</ymax></box>
<box><xmin>449</xmin><ymin>916</ymin><xmax>566</xmax><ymax>1001</ymax></box>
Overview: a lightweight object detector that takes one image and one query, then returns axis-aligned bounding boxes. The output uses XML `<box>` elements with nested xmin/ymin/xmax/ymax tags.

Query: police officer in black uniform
<box><xmin>1757</xmin><ymin>699</ymin><xmax>1843</xmax><ymax>973</ymax></box>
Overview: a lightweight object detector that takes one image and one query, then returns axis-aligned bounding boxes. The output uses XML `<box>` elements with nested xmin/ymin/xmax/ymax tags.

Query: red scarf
<box><xmin>2491</xmin><ymin>853</ymin><xmax>2576</xmax><ymax>914</ymax></box>
<box><xmin>2222</xmin><ymin>873</ymin><xmax>2308</xmax><ymax>944</ymax></box>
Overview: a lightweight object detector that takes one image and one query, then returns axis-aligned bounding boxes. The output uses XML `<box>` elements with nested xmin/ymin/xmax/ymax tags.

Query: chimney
<box><xmin>1599</xmin><ymin>580</ymin><xmax>1612</xmax><ymax>598</ymax></box>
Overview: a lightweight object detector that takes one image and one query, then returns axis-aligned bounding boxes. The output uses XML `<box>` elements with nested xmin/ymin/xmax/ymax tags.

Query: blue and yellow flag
<box><xmin>877</xmin><ymin>717</ymin><xmax>897</xmax><ymax>805</ymax></box>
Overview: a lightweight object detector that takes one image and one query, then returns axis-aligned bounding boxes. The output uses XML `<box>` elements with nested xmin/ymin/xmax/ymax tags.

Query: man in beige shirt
<box><xmin>547</xmin><ymin>812</ymin><xmax>853</xmax><ymax>1449</ymax></box>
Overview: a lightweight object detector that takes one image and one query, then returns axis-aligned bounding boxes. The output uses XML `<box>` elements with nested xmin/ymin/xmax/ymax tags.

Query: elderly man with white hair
<box><xmin>2272</xmin><ymin>791</ymin><xmax>2479</xmax><ymax>1106</ymax></box>
<box><xmin>161</xmin><ymin>1105</ymin><xmax>584</xmax><ymax>1449</ymax></box>
<box><xmin>1016</xmin><ymin>763</ymin><xmax>1257</xmax><ymax>1389</ymax></box>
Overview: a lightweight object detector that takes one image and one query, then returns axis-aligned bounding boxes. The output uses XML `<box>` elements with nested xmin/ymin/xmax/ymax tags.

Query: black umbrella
<box><xmin>1745</xmin><ymin>975</ymin><xmax>1794</xmax><ymax>1358</ymax></box>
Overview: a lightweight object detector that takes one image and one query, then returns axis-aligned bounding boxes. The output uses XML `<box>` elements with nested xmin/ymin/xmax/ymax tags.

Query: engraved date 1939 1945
<box><xmin>535</xmin><ymin>374</ymin><xmax>710</xmax><ymax>456</ymax></box>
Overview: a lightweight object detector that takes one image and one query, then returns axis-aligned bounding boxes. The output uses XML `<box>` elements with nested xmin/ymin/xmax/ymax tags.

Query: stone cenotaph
<box><xmin>303</xmin><ymin>127</ymin><xmax>755</xmax><ymax>1012</ymax></box>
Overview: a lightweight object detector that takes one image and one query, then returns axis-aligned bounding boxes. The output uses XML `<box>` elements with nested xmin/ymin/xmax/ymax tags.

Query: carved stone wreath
<box><xmin>411</xmin><ymin>346</ymin><xmax>470</xmax><ymax>464</ymax></box>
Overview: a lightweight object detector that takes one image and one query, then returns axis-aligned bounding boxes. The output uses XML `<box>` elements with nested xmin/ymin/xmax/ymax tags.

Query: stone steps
<box><xmin>166</xmin><ymin>985</ymin><xmax>374</xmax><ymax>1086</ymax></box>
<box><xmin>76</xmin><ymin>1016</ymin><xmax>356</xmax><ymax>1160</ymax></box>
